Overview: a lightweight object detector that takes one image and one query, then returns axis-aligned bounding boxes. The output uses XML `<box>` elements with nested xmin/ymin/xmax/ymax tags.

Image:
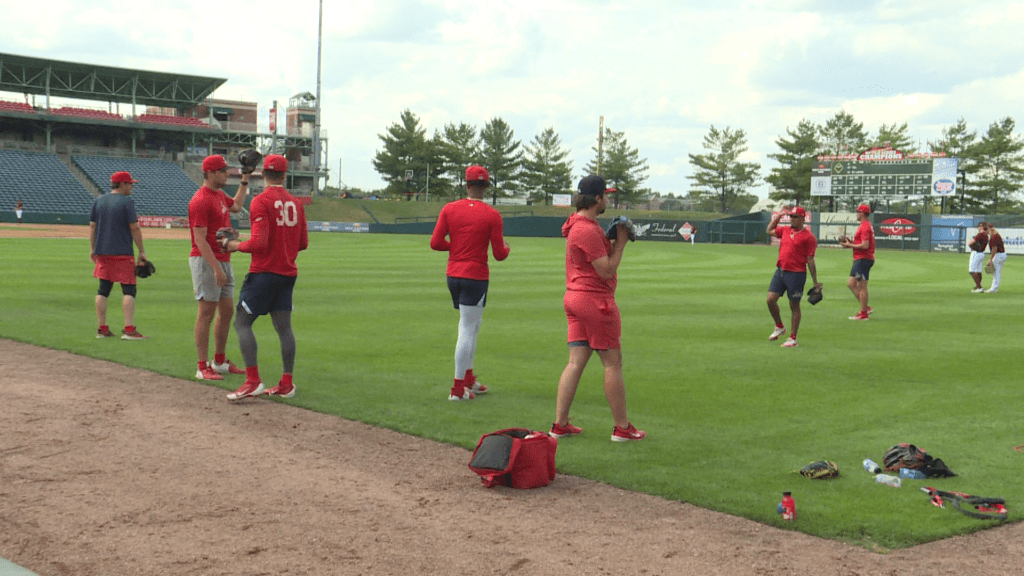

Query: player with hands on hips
<box><xmin>765</xmin><ymin>206</ymin><xmax>820</xmax><ymax>348</ymax></box>
<box><xmin>221</xmin><ymin>154</ymin><xmax>308</xmax><ymax>400</ymax></box>
<box><xmin>430</xmin><ymin>165</ymin><xmax>510</xmax><ymax>401</ymax></box>
<box><xmin>552</xmin><ymin>175</ymin><xmax>645</xmax><ymax>442</ymax></box>
<box><xmin>839</xmin><ymin>204</ymin><xmax>875</xmax><ymax>320</ymax></box>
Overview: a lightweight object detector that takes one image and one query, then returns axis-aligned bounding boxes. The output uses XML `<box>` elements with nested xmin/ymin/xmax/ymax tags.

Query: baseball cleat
<box><xmin>611</xmin><ymin>423</ymin><xmax>647</xmax><ymax>442</ymax></box>
<box><xmin>227</xmin><ymin>381</ymin><xmax>264</xmax><ymax>400</ymax></box>
<box><xmin>867</xmin><ymin>307</ymin><xmax>874</xmax><ymax>315</ymax></box>
<box><xmin>768</xmin><ymin>326</ymin><xmax>787</xmax><ymax>341</ymax></box>
<box><xmin>984</xmin><ymin>288</ymin><xmax>998</xmax><ymax>293</ymax></box>
<box><xmin>849</xmin><ymin>312</ymin><xmax>869</xmax><ymax>320</ymax></box>
<box><xmin>781</xmin><ymin>337</ymin><xmax>799</xmax><ymax>348</ymax></box>
<box><xmin>121</xmin><ymin>328</ymin><xmax>148</xmax><ymax>340</ymax></box>
<box><xmin>468</xmin><ymin>380</ymin><xmax>488</xmax><ymax>395</ymax></box>
<box><xmin>212</xmin><ymin>359</ymin><xmax>246</xmax><ymax>375</ymax></box>
<box><xmin>971</xmin><ymin>287</ymin><xmax>984</xmax><ymax>293</ymax></box>
<box><xmin>196</xmin><ymin>363</ymin><xmax>224</xmax><ymax>381</ymax></box>
<box><xmin>262</xmin><ymin>382</ymin><xmax>296</xmax><ymax>398</ymax></box>
<box><xmin>96</xmin><ymin>327</ymin><xmax>115</xmax><ymax>338</ymax></box>
<box><xmin>549</xmin><ymin>422</ymin><xmax>583</xmax><ymax>438</ymax></box>
<box><xmin>448</xmin><ymin>388</ymin><xmax>476</xmax><ymax>401</ymax></box>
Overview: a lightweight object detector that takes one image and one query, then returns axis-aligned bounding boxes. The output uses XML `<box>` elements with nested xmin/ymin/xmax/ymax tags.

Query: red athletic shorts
<box><xmin>94</xmin><ymin>255</ymin><xmax>136</xmax><ymax>285</ymax></box>
<box><xmin>564</xmin><ymin>290</ymin><xmax>620</xmax><ymax>350</ymax></box>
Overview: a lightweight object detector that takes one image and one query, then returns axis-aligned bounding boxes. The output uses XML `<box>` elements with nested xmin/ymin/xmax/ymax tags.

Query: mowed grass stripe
<box><xmin>1</xmin><ymin>233</ymin><xmax>1020</xmax><ymax>548</ymax></box>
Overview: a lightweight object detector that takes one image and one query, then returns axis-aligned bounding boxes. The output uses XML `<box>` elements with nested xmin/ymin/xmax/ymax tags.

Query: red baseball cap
<box><xmin>110</xmin><ymin>171</ymin><xmax>138</xmax><ymax>184</ymax></box>
<box><xmin>202</xmin><ymin>155</ymin><xmax>228</xmax><ymax>171</ymax></box>
<box><xmin>789</xmin><ymin>206</ymin><xmax>807</xmax><ymax>218</ymax></box>
<box><xmin>466</xmin><ymin>165</ymin><xmax>489</xmax><ymax>184</ymax></box>
<box><xmin>857</xmin><ymin>204</ymin><xmax>871</xmax><ymax>214</ymax></box>
<box><xmin>263</xmin><ymin>154</ymin><xmax>288</xmax><ymax>172</ymax></box>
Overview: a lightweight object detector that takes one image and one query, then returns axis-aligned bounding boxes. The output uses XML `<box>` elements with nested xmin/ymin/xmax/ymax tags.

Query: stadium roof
<box><xmin>0</xmin><ymin>53</ymin><xmax>227</xmax><ymax>108</ymax></box>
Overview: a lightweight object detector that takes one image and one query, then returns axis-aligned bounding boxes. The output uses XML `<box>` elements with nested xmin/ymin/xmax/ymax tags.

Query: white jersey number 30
<box><xmin>274</xmin><ymin>200</ymin><xmax>299</xmax><ymax>227</ymax></box>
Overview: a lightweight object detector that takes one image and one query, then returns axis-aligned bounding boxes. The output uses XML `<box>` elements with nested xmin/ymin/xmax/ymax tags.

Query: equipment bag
<box><xmin>468</xmin><ymin>428</ymin><xmax>557</xmax><ymax>489</ymax></box>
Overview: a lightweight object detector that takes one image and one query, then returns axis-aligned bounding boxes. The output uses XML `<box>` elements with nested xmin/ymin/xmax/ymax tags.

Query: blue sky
<box><xmin>5</xmin><ymin>0</ymin><xmax>1023</xmax><ymax>197</ymax></box>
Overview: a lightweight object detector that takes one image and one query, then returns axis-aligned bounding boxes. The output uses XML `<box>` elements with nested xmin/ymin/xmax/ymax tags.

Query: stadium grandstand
<box><xmin>0</xmin><ymin>52</ymin><xmax>327</xmax><ymax>225</ymax></box>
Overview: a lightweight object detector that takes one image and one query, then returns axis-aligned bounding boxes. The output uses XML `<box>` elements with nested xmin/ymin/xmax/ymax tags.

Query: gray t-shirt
<box><xmin>90</xmin><ymin>193</ymin><xmax>138</xmax><ymax>255</ymax></box>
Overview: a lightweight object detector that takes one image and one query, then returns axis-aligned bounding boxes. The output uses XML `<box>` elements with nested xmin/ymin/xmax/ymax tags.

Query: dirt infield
<box><xmin>0</xmin><ymin>223</ymin><xmax>191</xmax><ymax>241</ymax></box>
<box><xmin>2</xmin><ymin>226</ymin><xmax>1023</xmax><ymax>576</ymax></box>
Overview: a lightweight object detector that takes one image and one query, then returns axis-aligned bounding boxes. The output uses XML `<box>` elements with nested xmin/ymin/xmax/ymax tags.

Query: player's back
<box><xmin>248</xmin><ymin>186</ymin><xmax>308</xmax><ymax>276</ymax></box>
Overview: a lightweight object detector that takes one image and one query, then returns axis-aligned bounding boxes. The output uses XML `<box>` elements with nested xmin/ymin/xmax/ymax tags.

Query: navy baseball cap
<box><xmin>578</xmin><ymin>175</ymin><xmax>617</xmax><ymax>196</ymax></box>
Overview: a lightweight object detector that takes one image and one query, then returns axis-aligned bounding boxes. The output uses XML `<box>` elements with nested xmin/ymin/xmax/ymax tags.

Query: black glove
<box><xmin>216</xmin><ymin>227</ymin><xmax>239</xmax><ymax>250</ymax></box>
<box><xmin>237</xmin><ymin>149</ymin><xmax>263</xmax><ymax>175</ymax></box>
<box><xmin>806</xmin><ymin>285</ymin><xmax>823</xmax><ymax>305</ymax></box>
<box><xmin>135</xmin><ymin>259</ymin><xmax>156</xmax><ymax>279</ymax></box>
<box><xmin>605</xmin><ymin>216</ymin><xmax>636</xmax><ymax>242</ymax></box>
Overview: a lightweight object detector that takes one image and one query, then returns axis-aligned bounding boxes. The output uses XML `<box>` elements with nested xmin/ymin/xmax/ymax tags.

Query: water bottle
<box><xmin>899</xmin><ymin>468</ymin><xmax>927</xmax><ymax>480</ymax></box>
<box><xmin>779</xmin><ymin>491</ymin><xmax>796</xmax><ymax>521</ymax></box>
<box><xmin>863</xmin><ymin>459</ymin><xmax>882</xmax><ymax>474</ymax></box>
<box><xmin>874</xmin><ymin>474</ymin><xmax>902</xmax><ymax>487</ymax></box>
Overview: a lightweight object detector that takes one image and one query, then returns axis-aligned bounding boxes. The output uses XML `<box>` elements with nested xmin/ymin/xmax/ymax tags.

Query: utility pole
<box><xmin>312</xmin><ymin>0</ymin><xmax>323</xmax><ymax>195</ymax></box>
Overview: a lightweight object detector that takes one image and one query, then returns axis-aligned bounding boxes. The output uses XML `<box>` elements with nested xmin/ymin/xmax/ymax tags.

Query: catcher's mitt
<box><xmin>135</xmin><ymin>259</ymin><xmax>156</xmax><ymax>279</ymax></box>
<box><xmin>837</xmin><ymin>235</ymin><xmax>850</xmax><ymax>244</ymax></box>
<box><xmin>799</xmin><ymin>460</ymin><xmax>840</xmax><ymax>479</ymax></box>
<box><xmin>806</xmin><ymin>285</ymin><xmax>823</xmax><ymax>305</ymax></box>
<box><xmin>985</xmin><ymin>261</ymin><xmax>995</xmax><ymax>274</ymax></box>
<box><xmin>216</xmin><ymin>227</ymin><xmax>239</xmax><ymax>250</ymax></box>
<box><xmin>237</xmin><ymin>149</ymin><xmax>263</xmax><ymax>175</ymax></box>
<box><xmin>883</xmin><ymin>443</ymin><xmax>927</xmax><ymax>471</ymax></box>
<box><xmin>605</xmin><ymin>215</ymin><xmax>637</xmax><ymax>242</ymax></box>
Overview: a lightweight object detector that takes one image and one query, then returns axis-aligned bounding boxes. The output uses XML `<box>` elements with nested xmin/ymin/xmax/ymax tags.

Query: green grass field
<box><xmin>2</xmin><ymin>232</ymin><xmax>1020</xmax><ymax>550</ymax></box>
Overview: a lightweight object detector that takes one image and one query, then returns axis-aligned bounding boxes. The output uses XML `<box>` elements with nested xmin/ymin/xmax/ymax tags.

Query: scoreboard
<box><xmin>811</xmin><ymin>157</ymin><xmax>959</xmax><ymax>198</ymax></box>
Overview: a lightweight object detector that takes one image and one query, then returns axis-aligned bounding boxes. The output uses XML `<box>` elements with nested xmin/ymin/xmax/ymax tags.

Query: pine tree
<box><xmin>687</xmin><ymin>125</ymin><xmax>761</xmax><ymax>213</ymax></box>
<box><xmin>521</xmin><ymin>127</ymin><xmax>573</xmax><ymax>205</ymax></box>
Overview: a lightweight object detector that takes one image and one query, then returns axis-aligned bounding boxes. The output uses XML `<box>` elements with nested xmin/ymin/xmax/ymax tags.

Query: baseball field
<box><xmin>2</xmin><ymin>224</ymin><xmax>1022</xmax><ymax>574</ymax></box>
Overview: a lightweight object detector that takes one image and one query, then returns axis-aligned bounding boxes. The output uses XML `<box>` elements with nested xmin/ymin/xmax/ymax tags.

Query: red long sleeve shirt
<box><xmin>430</xmin><ymin>199</ymin><xmax>509</xmax><ymax>280</ymax></box>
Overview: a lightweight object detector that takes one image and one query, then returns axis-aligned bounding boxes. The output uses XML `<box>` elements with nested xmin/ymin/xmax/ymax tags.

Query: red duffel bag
<box><xmin>468</xmin><ymin>428</ymin><xmax>557</xmax><ymax>489</ymax></box>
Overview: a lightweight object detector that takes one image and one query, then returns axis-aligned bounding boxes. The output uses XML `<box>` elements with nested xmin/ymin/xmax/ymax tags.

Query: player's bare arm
<box><xmin>193</xmin><ymin>226</ymin><xmax>227</xmax><ymax>287</ymax></box>
<box><xmin>767</xmin><ymin>207</ymin><xmax>788</xmax><ymax>235</ymax></box>
<box><xmin>89</xmin><ymin>221</ymin><xmax>98</xmax><ymax>262</ymax></box>
<box><xmin>128</xmin><ymin>222</ymin><xmax>146</xmax><ymax>264</ymax></box>
<box><xmin>229</xmin><ymin>177</ymin><xmax>248</xmax><ymax>213</ymax></box>
<box><xmin>807</xmin><ymin>255</ymin><xmax>821</xmax><ymax>288</ymax></box>
<box><xmin>593</xmin><ymin>228</ymin><xmax>627</xmax><ymax>280</ymax></box>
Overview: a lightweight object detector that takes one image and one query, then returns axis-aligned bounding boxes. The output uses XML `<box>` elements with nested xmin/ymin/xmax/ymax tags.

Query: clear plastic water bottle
<box><xmin>863</xmin><ymin>459</ymin><xmax>882</xmax><ymax>474</ymax></box>
<box><xmin>874</xmin><ymin>473</ymin><xmax>902</xmax><ymax>487</ymax></box>
<box><xmin>899</xmin><ymin>468</ymin><xmax>927</xmax><ymax>480</ymax></box>
<box><xmin>779</xmin><ymin>491</ymin><xmax>796</xmax><ymax>521</ymax></box>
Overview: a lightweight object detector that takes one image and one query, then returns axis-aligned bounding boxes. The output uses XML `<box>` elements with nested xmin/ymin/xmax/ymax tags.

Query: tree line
<box><xmin>368</xmin><ymin>109</ymin><xmax>1024</xmax><ymax>213</ymax></box>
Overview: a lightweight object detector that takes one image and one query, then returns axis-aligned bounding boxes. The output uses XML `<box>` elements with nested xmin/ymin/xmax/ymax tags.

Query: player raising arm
<box><xmin>765</xmin><ymin>206</ymin><xmax>821</xmax><ymax>348</ymax></box>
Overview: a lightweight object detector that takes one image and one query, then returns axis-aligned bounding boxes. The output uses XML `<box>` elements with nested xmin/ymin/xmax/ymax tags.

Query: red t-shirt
<box><xmin>429</xmin><ymin>198</ymin><xmax>509</xmax><ymax>280</ymax></box>
<box><xmin>188</xmin><ymin>185</ymin><xmax>233</xmax><ymax>262</ymax></box>
<box><xmin>971</xmin><ymin>232</ymin><xmax>989</xmax><ymax>252</ymax></box>
<box><xmin>853</xmin><ymin>220</ymin><xmax>875</xmax><ymax>261</ymax></box>
<box><xmin>237</xmin><ymin>186</ymin><xmax>309</xmax><ymax>277</ymax></box>
<box><xmin>562</xmin><ymin>213</ymin><xmax>616</xmax><ymax>294</ymax></box>
<box><xmin>989</xmin><ymin>232</ymin><xmax>1005</xmax><ymax>254</ymax></box>
<box><xmin>774</xmin><ymin>225</ymin><xmax>817</xmax><ymax>273</ymax></box>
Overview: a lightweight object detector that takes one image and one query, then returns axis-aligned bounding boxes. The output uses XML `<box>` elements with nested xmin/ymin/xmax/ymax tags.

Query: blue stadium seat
<box><xmin>0</xmin><ymin>150</ymin><xmax>94</xmax><ymax>215</ymax></box>
<box><xmin>72</xmin><ymin>155</ymin><xmax>200</xmax><ymax>217</ymax></box>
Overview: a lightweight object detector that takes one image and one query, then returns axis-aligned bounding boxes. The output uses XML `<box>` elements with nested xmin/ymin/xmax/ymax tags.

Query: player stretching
<box><xmin>967</xmin><ymin>222</ymin><xmax>989</xmax><ymax>293</ymax></box>
<box><xmin>552</xmin><ymin>175</ymin><xmax>645</xmax><ymax>442</ymax></box>
<box><xmin>90</xmin><ymin>171</ymin><xmax>147</xmax><ymax>339</ymax></box>
<box><xmin>840</xmin><ymin>204</ymin><xmax>875</xmax><ymax>320</ymax></box>
<box><xmin>188</xmin><ymin>155</ymin><xmax>248</xmax><ymax>381</ymax></box>
<box><xmin>222</xmin><ymin>155</ymin><xmax>308</xmax><ymax>400</ymax></box>
<box><xmin>765</xmin><ymin>206</ymin><xmax>821</xmax><ymax>348</ymax></box>
<box><xmin>430</xmin><ymin>165</ymin><xmax>510</xmax><ymax>401</ymax></box>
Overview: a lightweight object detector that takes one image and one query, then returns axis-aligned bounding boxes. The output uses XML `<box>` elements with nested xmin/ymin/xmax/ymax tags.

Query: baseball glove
<box><xmin>799</xmin><ymin>460</ymin><xmax>840</xmax><ymax>479</ymax></box>
<box><xmin>985</xmin><ymin>261</ymin><xmax>995</xmax><ymax>274</ymax></box>
<box><xmin>216</xmin><ymin>227</ymin><xmax>239</xmax><ymax>250</ymax></box>
<box><xmin>837</xmin><ymin>235</ymin><xmax>850</xmax><ymax>244</ymax></box>
<box><xmin>135</xmin><ymin>259</ymin><xmax>156</xmax><ymax>279</ymax></box>
<box><xmin>883</xmin><ymin>443</ymin><xmax>927</xmax><ymax>471</ymax></box>
<box><xmin>806</xmin><ymin>285</ymin><xmax>823</xmax><ymax>305</ymax></box>
<box><xmin>237</xmin><ymin>149</ymin><xmax>263</xmax><ymax>175</ymax></box>
<box><xmin>605</xmin><ymin>215</ymin><xmax>637</xmax><ymax>242</ymax></box>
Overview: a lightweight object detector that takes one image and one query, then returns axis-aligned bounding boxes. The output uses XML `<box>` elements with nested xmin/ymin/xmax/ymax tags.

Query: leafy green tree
<box><xmin>372</xmin><ymin>109</ymin><xmax>436</xmax><ymax>197</ymax></box>
<box><xmin>687</xmin><ymin>125</ymin><xmax>761</xmax><ymax>213</ymax></box>
<box><xmin>973</xmin><ymin>117</ymin><xmax>1024</xmax><ymax>213</ymax></box>
<box><xmin>479</xmin><ymin>117</ymin><xmax>523</xmax><ymax>204</ymax></box>
<box><xmin>819</xmin><ymin>110</ymin><xmax>868</xmax><ymax>154</ymax></box>
<box><xmin>767</xmin><ymin>119</ymin><xmax>820</xmax><ymax>205</ymax></box>
<box><xmin>521</xmin><ymin>127</ymin><xmax>573</xmax><ymax>205</ymax></box>
<box><xmin>438</xmin><ymin>122</ymin><xmax>479</xmax><ymax>192</ymax></box>
<box><xmin>584</xmin><ymin>128</ymin><xmax>650</xmax><ymax>208</ymax></box>
<box><xmin>929</xmin><ymin>117</ymin><xmax>982</xmax><ymax>213</ymax></box>
<box><xmin>872</xmin><ymin>121</ymin><xmax>917</xmax><ymax>154</ymax></box>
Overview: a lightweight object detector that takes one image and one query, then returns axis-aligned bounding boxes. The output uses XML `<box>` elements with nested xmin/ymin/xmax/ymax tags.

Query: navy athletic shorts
<box><xmin>768</xmin><ymin>268</ymin><xmax>806</xmax><ymax>301</ymax></box>
<box><xmin>237</xmin><ymin>272</ymin><xmax>297</xmax><ymax>317</ymax></box>
<box><xmin>850</xmin><ymin>259</ymin><xmax>874</xmax><ymax>281</ymax></box>
<box><xmin>447</xmin><ymin>276</ymin><xmax>488</xmax><ymax>309</ymax></box>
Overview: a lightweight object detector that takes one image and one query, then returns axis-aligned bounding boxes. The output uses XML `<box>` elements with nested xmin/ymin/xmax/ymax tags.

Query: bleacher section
<box><xmin>135</xmin><ymin>114</ymin><xmax>211</xmax><ymax>129</ymax></box>
<box><xmin>0</xmin><ymin>100</ymin><xmax>34</xmax><ymax>113</ymax></box>
<box><xmin>51</xmin><ymin>106</ymin><xmax>125</xmax><ymax>122</ymax></box>
<box><xmin>72</xmin><ymin>155</ymin><xmax>199</xmax><ymax>217</ymax></box>
<box><xmin>0</xmin><ymin>149</ymin><xmax>95</xmax><ymax>215</ymax></box>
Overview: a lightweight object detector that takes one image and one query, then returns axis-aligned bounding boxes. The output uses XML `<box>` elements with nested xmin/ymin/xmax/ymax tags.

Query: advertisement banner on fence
<box><xmin>998</xmin><ymin>227</ymin><xmax>1024</xmax><ymax>255</ymax></box>
<box><xmin>138</xmin><ymin>216</ymin><xmax>188</xmax><ymax>228</ymax></box>
<box><xmin>552</xmin><ymin>194</ymin><xmax>572</xmax><ymax>207</ymax></box>
<box><xmin>815</xmin><ymin>212</ymin><xmax>856</xmax><ymax>246</ymax></box>
<box><xmin>931</xmin><ymin>215</ymin><xmax>972</xmax><ymax>252</ymax></box>
<box><xmin>308</xmin><ymin>221</ymin><xmax>370</xmax><ymax>233</ymax></box>
<box><xmin>874</xmin><ymin>213</ymin><xmax>920</xmax><ymax>249</ymax></box>
<box><xmin>629</xmin><ymin>220</ymin><xmax>687</xmax><ymax>241</ymax></box>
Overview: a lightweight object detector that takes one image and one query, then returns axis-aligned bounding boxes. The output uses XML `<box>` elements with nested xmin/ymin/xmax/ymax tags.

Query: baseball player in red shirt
<box><xmin>430</xmin><ymin>165</ymin><xmax>510</xmax><ymax>401</ymax></box>
<box><xmin>188</xmin><ymin>155</ymin><xmax>249</xmax><ymax>381</ymax></box>
<box><xmin>551</xmin><ymin>175</ymin><xmax>646</xmax><ymax>442</ymax></box>
<box><xmin>766</xmin><ymin>206</ymin><xmax>821</xmax><ymax>348</ymax></box>
<box><xmin>968</xmin><ymin>222</ymin><xmax>989</xmax><ymax>293</ymax></box>
<box><xmin>985</xmin><ymin>223</ymin><xmax>1006</xmax><ymax>293</ymax></box>
<box><xmin>840</xmin><ymin>204</ymin><xmax>876</xmax><ymax>320</ymax></box>
<box><xmin>222</xmin><ymin>154</ymin><xmax>308</xmax><ymax>400</ymax></box>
